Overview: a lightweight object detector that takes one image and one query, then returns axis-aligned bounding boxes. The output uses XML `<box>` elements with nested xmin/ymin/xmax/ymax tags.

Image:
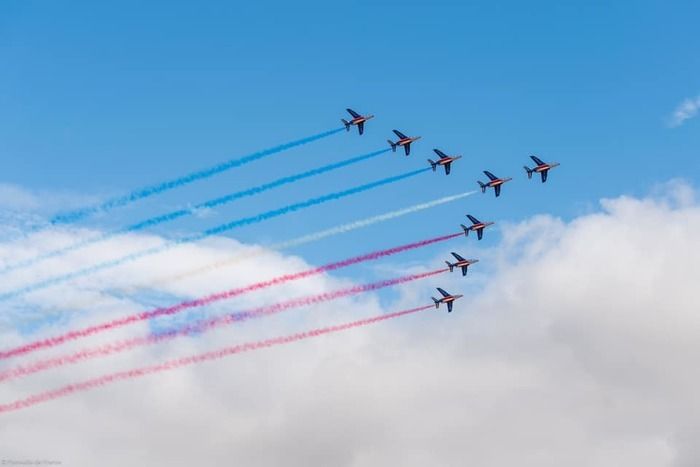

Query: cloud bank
<box><xmin>1</xmin><ymin>182</ymin><xmax>699</xmax><ymax>466</ymax></box>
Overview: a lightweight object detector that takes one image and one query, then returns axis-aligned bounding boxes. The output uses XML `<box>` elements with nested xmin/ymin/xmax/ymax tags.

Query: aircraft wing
<box><xmin>477</xmin><ymin>229</ymin><xmax>483</xmax><ymax>240</ymax></box>
<box><xmin>461</xmin><ymin>266</ymin><xmax>468</xmax><ymax>276</ymax></box>
<box><xmin>437</xmin><ymin>287</ymin><xmax>451</xmax><ymax>298</ymax></box>
<box><xmin>393</xmin><ymin>129</ymin><xmax>408</xmax><ymax>139</ymax></box>
<box><xmin>530</xmin><ymin>155</ymin><xmax>545</xmax><ymax>166</ymax></box>
<box><xmin>467</xmin><ymin>214</ymin><xmax>480</xmax><ymax>224</ymax></box>
<box><xmin>347</xmin><ymin>108</ymin><xmax>361</xmax><ymax>118</ymax></box>
<box><xmin>447</xmin><ymin>301</ymin><xmax>453</xmax><ymax>313</ymax></box>
<box><xmin>495</xmin><ymin>185</ymin><xmax>501</xmax><ymax>197</ymax></box>
<box><xmin>433</xmin><ymin>149</ymin><xmax>448</xmax><ymax>159</ymax></box>
<box><xmin>444</xmin><ymin>162</ymin><xmax>451</xmax><ymax>175</ymax></box>
<box><xmin>404</xmin><ymin>144</ymin><xmax>411</xmax><ymax>156</ymax></box>
<box><xmin>541</xmin><ymin>170</ymin><xmax>548</xmax><ymax>183</ymax></box>
<box><xmin>358</xmin><ymin>121</ymin><xmax>364</xmax><ymax>135</ymax></box>
<box><xmin>484</xmin><ymin>170</ymin><xmax>498</xmax><ymax>181</ymax></box>
<box><xmin>451</xmin><ymin>252</ymin><xmax>466</xmax><ymax>261</ymax></box>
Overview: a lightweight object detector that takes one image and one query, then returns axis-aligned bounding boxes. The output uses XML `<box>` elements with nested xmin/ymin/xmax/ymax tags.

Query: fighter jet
<box><xmin>341</xmin><ymin>108</ymin><xmax>374</xmax><ymax>135</ymax></box>
<box><xmin>428</xmin><ymin>149</ymin><xmax>462</xmax><ymax>175</ymax></box>
<box><xmin>478</xmin><ymin>170</ymin><xmax>512</xmax><ymax>197</ymax></box>
<box><xmin>387</xmin><ymin>129</ymin><xmax>421</xmax><ymax>156</ymax></box>
<box><xmin>461</xmin><ymin>214</ymin><xmax>494</xmax><ymax>241</ymax></box>
<box><xmin>445</xmin><ymin>252</ymin><xmax>479</xmax><ymax>276</ymax></box>
<box><xmin>431</xmin><ymin>287</ymin><xmax>464</xmax><ymax>313</ymax></box>
<box><xmin>523</xmin><ymin>155</ymin><xmax>560</xmax><ymax>183</ymax></box>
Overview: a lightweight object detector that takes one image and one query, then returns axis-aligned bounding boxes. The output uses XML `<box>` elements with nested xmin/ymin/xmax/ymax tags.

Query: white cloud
<box><xmin>668</xmin><ymin>94</ymin><xmax>700</xmax><ymax>127</ymax></box>
<box><xmin>0</xmin><ymin>184</ymin><xmax>43</xmax><ymax>211</ymax></box>
<box><xmin>0</xmin><ymin>184</ymin><xmax>103</xmax><ymax>214</ymax></box>
<box><xmin>0</xmin><ymin>184</ymin><xmax>104</xmax><ymax>242</ymax></box>
<box><xmin>0</xmin><ymin>183</ymin><xmax>700</xmax><ymax>466</ymax></box>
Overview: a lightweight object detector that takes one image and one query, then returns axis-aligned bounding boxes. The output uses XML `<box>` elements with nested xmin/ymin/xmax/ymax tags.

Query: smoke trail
<box><xmin>271</xmin><ymin>191</ymin><xmax>477</xmax><ymax>248</ymax></box>
<box><xmin>0</xmin><ymin>305</ymin><xmax>433</xmax><ymax>413</ymax></box>
<box><xmin>0</xmin><ymin>148</ymin><xmax>389</xmax><ymax>276</ymax></box>
<box><xmin>49</xmin><ymin>127</ymin><xmax>344</xmax><ymax>225</ymax></box>
<box><xmin>42</xmin><ymin>190</ymin><xmax>477</xmax><ymax>314</ymax></box>
<box><xmin>152</xmin><ymin>190</ymin><xmax>478</xmax><ymax>286</ymax></box>
<box><xmin>0</xmin><ymin>271</ymin><xmax>445</xmax><ymax>382</ymax></box>
<box><xmin>0</xmin><ymin>235</ymin><xmax>458</xmax><ymax>360</ymax></box>
<box><xmin>0</xmin><ymin>167</ymin><xmax>430</xmax><ymax>301</ymax></box>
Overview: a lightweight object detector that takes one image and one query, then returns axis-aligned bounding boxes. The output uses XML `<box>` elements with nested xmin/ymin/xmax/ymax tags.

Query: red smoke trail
<box><xmin>0</xmin><ymin>232</ymin><xmax>460</xmax><ymax>361</ymax></box>
<box><xmin>0</xmin><ymin>305</ymin><xmax>433</xmax><ymax>414</ymax></box>
<box><xmin>0</xmin><ymin>270</ymin><xmax>446</xmax><ymax>383</ymax></box>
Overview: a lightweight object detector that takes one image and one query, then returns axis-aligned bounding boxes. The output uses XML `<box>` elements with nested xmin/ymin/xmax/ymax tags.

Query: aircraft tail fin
<box><xmin>445</xmin><ymin>261</ymin><xmax>454</xmax><ymax>272</ymax></box>
<box><xmin>523</xmin><ymin>166</ymin><xmax>533</xmax><ymax>179</ymax></box>
<box><xmin>341</xmin><ymin>119</ymin><xmax>351</xmax><ymax>131</ymax></box>
<box><xmin>428</xmin><ymin>159</ymin><xmax>437</xmax><ymax>171</ymax></box>
<box><xmin>388</xmin><ymin>140</ymin><xmax>397</xmax><ymax>152</ymax></box>
<box><xmin>431</xmin><ymin>297</ymin><xmax>440</xmax><ymax>308</ymax></box>
<box><xmin>460</xmin><ymin>224</ymin><xmax>470</xmax><ymax>236</ymax></box>
<box><xmin>478</xmin><ymin>181</ymin><xmax>487</xmax><ymax>193</ymax></box>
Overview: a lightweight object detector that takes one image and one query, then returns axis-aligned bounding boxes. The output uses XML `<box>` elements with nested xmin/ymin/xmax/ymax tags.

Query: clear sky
<box><xmin>1</xmin><ymin>0</ymin><xmax>698</xmax><ymax>271</ymax></box>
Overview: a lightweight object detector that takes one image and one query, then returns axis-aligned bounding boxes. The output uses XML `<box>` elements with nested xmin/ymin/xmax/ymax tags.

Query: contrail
<box><xmin>148</xmin><ymin>190</ymin><xmax>478</xmax><ymax>286</ymax></box>
<box><xmin>0</xmin><ymin>270</ymin><xmax>445</xmax><ymax>382</ymax></box>
<box><xmin>0</xmin><ymin>167</ymin><xmax>431</xmax><ymax>301</ymax></box>
<box><xmin>0</xmin><ymin>234</ymin><xmax>459</xmax><ymax>360</ymax></box>
<box><xmin>0</xmin><ymin>304</ymin><xmax>434</xmax><ymax>414</ymax></box>
<box><xmin>49</xmin><ymin>127</ymin><xmax>345</xmax><ymax>225</ymax></box>
<box><xmin>0</xmin><ymin>148</ymin><xmax>389</xmax><ymax>276</ymax></box>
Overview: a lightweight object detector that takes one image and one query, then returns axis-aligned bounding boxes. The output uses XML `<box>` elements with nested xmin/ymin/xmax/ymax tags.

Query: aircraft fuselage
<box><xmin>398</xmin><ymin>136</ymin><xmax>421</xmax><ymax>146</ymax></box>
<box><xmin>488</xmin><ymin>177</ymin><xmax>512</xmax><ymax>187</ymax></box>
<box><xmin>472</xmin><ymin>222</ymin><xmax>493</xmax><ymax>231</ymax></box>
<box><xmin>534</xmin><ymin>162</ymin><xmax>559</xmax><ymax>172</ymax></box>
<box><xmin>350</xmin><ymin>115</ymin><xmax>374</xmax><ymax>125</ymax></box>
<box><xmin>438</xmin><ymin>156</ymin><xmax>461</xmax><ymax>165</ymax></box>
<box><xmin>441</xmin><ymin>294</ymin><xmax>463</xmax><ymax>303</ymax></box>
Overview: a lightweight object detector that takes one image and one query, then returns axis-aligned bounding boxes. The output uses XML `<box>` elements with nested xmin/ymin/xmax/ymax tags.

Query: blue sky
<box><xmin>1</xmin><ymin>0</ymin><xmax>698</xmax><ymax>274</ymax></box>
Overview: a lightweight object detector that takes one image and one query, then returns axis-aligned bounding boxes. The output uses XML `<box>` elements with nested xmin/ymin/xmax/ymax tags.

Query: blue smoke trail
<box><xmin>0</xmin><ymin>148</ymin><xmax>389</xmax><ymax>275</ymax></box>
<box><xmin>49</xmin><ymin>127</ymin><xmax>345</xmax><ymax>225</ymax></box>
<box><xmin>0</xmin><ymin>167</ymin><xmax>431</xmax><ymax>301</ymax></box>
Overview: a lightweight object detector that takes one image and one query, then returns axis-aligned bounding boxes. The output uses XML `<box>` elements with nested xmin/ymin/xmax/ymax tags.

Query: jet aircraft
<box><xmin>523</xmin><ymin>155</ymin><xmax>560</xmax><ymax>183</ymax></box>
<box><xmin>428</xmin><ymin>149</ymin><xmax>462</xmax><ymax>175</ymax></box>
<box><xmin>341</xmin><ymin>108</ymin><xmax>374</xmax><ymax>135</ymax></box>
<box><xmin>460</xmin><ymin>214</ymin><xmax>494</xmax><ymax>241</ymax></box>
<box><xmin>431</xmin><ymin>287</ymin><xmax>464</xmax><ymax>313</ymax></box>
<box><xmin>478</xmin><ymin>171</ymin><xmax>512</xmax><ymax>197</ymax></box>
<box><xmin>445</xmin><ymin>252</ymin><xmax>479</xmax><ymax>276</ymax></box>
<box><xmin>387</xmin><ymin>130</ymin><xmax>421</xmax><ymax>156</ymax></box>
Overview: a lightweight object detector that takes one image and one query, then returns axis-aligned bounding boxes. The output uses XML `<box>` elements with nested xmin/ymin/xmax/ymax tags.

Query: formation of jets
<box><xmin>340</xmin><ymin>108</ymin><xmax>561</xmax><ymax>313</ymax></box>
